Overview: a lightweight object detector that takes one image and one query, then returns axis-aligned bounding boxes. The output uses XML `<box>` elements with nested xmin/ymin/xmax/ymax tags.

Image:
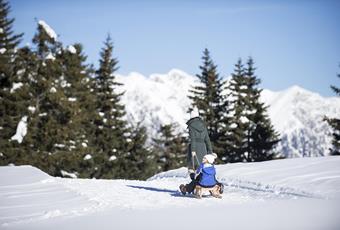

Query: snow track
<box><xmin>0</xmin><ymin>178</ymin><xmax>97</xmax><ymax>226</ymax></box>
<box><xmin>219</xmin><ymin>178</ymin><xmax>322</xmax><ymax>200</ymax></box>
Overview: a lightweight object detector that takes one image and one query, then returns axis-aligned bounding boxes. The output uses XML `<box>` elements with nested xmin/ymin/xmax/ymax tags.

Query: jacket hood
<box><xmin>186</xmin><ymin>117</ymin><xmax>205</xmax><ymax>132</ymax></box>
<box><xmin>202</xmin><ymin>165</ymin><xmax>216</xmax><ymax>175</ymax></box>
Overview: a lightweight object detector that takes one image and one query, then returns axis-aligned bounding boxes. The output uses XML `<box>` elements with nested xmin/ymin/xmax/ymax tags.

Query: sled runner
<box><xmin>194</xmin><ymin>184</ymin><xmax>222</xmax><ymax>199</ymax></box>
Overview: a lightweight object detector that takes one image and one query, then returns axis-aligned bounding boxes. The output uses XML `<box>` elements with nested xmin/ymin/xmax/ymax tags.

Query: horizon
<box><xmin>10</xmin><ymin>0</ymin><xmax>340</xmax><ymax>97</ymax></box>
<box><xmin>116</xmin><ymin>68</ymin><xmax>337</xmax><ymax>98</ymax></box>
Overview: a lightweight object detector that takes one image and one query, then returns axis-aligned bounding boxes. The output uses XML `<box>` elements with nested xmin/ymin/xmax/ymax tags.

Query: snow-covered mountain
<box><xmin>117</xmin><ymin>69</ymin><xmax>340</xmax><ymax>158</ymax></box>
<box><xmin>261</xmin><ymin>86</ymin><xmax>339</xmax><ymax>157</ymax></box>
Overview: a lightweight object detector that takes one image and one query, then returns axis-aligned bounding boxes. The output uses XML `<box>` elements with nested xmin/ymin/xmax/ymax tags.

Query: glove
<box><xmin>192</xmin><ymin>151</ymin><xmax>196</xmax><ymax>157</ymax></box>
<box><xmin>190</xmin><ymin>173</ymin><xmax>196</xmax><ymax>180</ymax></box>
<box><xmin>188</xmin><ymin>169</ymin><xmax>195</xmax><ymax>180</ymax></box>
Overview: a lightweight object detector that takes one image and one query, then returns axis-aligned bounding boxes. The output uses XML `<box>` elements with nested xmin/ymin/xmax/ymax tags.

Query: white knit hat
<box><xmin>190</xmin><ymin>107</ymin><xmax>199</xmax><ymax>119</ymax></box>
<box><xmin>204</xmin><ymin>154</ymin><xmax>216</xmax><ymax>164</ymax></box>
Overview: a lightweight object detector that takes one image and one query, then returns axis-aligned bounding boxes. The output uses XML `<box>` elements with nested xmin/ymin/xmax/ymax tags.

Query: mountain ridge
<box><xmin>116</xmin><ymin>69</ymin><xmax>340</xmax><ymax>158</ymax></box>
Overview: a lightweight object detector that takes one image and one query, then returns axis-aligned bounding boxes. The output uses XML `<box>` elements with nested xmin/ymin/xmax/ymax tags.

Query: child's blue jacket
<box><xmin>196</xmin><ymin>163</ymin><xmax>217</xmax><ymax>187</ymax></box>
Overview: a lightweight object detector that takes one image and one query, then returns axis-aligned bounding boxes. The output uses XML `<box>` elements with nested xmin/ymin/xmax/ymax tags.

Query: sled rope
<box><xmin>192</xmin><ymin>153</ymin><xmax>201</xmax><ymax>170</ymax></box>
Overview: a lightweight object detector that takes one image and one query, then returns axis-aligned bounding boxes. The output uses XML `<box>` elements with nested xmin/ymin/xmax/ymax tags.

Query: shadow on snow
<box><xmin>126</xmin><ymin>185</ymin><xmax>197</xmax><ymax>198</ymax></box>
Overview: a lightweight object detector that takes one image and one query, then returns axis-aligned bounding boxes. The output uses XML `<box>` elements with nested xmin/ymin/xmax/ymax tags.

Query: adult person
<box><xmin>179</xmin><ymin>107</ymin><xmax>215</xmax><ymax>195</ymax></box>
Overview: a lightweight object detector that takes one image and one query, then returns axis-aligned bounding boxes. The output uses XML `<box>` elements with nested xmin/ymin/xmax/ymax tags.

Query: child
<box><xmin>180</xmin><ymin>153</ymin><xmax>222</xmax><ymax>195</ymax></box>
<box><xmin>195</xmin><ymin>154</ymin><xmax>218</xmax><ymax>187</ymax></box>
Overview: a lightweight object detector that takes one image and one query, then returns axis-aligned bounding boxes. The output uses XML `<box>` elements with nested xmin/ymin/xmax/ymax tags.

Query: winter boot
<box><xmin>179</xmin><ymin>184</ymin><xmax>187</xmax><ymax>195</ymax></box>
<box><xmin>218</xmin><ymin>182</ymin><xmax>224</xmax><ymax>194</ymax></box>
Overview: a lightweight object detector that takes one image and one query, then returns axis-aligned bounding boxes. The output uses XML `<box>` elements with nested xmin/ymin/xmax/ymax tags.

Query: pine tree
<box><xmin>120</xmin><ymin>123</ymin><xmax>157</xmax><ymax>180</ymax></box>
<box><xmin>244</xmin><ymin>57</ymin><xmax>280</xmax><ymax>161</ymax></box>
<box><xmin>56</xmin><ymin>43</ymin><xmax>98</xmax><ymax>178</ymax></box>
<box><xmin>324</xmin><ymin>66</ymin><xmax>340</xmax><ymax>155</ymax></box>
<box><xmin>92</xmin><ymin>35</ymin><xmax>129</xmax><ymax>178</ymax></box>
<box><xmin>223</xmin><ymin>59</ymin><xmax>248</xmax><ymax>162</ymax></box>
<box><xmin>189</xmin><ymin>48</ymin><xmax>227</xmax><ymax>155</ymax></box>
<box><xmin>152</xmin><ymin>123</ymin><xmax>187</xmax><ymax>172</ymax></box>
<box><xmin>0</xmin><ymin>46</ymin><xmax>38</xmax><ymax>166</ymax></box>
<box><xmin>0</xmin><ymin>0</ymin><xmax>26</xmax><ymax>166</ymax></box>
<box><xmin>22</xmin><ymin>20</ymin><xmax>74</xmax><ymax>175</ymax></box>
<box><xmin>224</xmin><ymin>57</ymin><xmax>280</xmax><ymax>162</ymax></box>
<box><xmin>0</xmin><ymin>0</ymin><xmax>23</xmax><ymax>87</ymax></box>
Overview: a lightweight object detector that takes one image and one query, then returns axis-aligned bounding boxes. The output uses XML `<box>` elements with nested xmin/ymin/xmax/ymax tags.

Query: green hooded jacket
<box><xmin>186</xmin><ymin>117</ymin><xmax>213</xmax><ymax>169</ymax></box>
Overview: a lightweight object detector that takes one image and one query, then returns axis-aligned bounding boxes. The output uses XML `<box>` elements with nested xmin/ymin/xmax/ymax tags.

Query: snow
<box><xmin>261</xmin><ymin>85</ymin><xmax>339</xmax><ymax>157</ymax></box>
<box><xmin>68</xmin><ymin>97</ymin><xmax>77</xmax><ymax>102</ymax></box>
<box><xmin>67</xmin><ymin>45</ymin><xmax>77</xmax><ymax>54</ymax></box>
<box><xmin>82</xmin><ymin>142</ymin><xmax>87</xmax><ymax>148</ymax></box>
<box><xmin>230</xmin><ymin>123</ymin><xmax>238</xmax><ymax>129</ymax></box>
<box><xmin>45</xmin><ymin>53</ymin><xmax>55</xmax><ymax>60</ymax></box>
<box><xmin>59</xmin><ymin>78</ymin><xmax>70</xmax><ymax>88</ymax></box>
<box><xmin>60</xmin><ymin>170</ymin><xmax>77</xmax><ymax>179</ymax></box>
<box><xmin>10</xmin><ymin>116</ymin><xmax>28</xmax><ymax>144</ymax></box>
<box><xmin>16</xmin><ymin>69</ymin><xmax>25</xmax><ymax>76</ymax></box>
<box><xmin>10</xmin><ymin>82</ymin><xmax>23</xmax><ymax>93</ymax></box>
<box><xmin>83</xmin><ymin>154</ymin><xmax>92</xmax><ymax>160</ymax></box>
<box><xmin>0</xmin><ymin>157</ymin><xmax>340</xmax><ymax>229</ymax></box>
<box><xmin>245</xmin><ymin>109</ymin><xmax>257</xmax><ymax>115</ymax></box>
<box><xmin>239</xmin><ymin>116</ymin><xmax>249</xmax><ymax>124</ymax></box>
<box><xmin>109</xmin><ymin>155</ymin><xmax>117</xmax><ymax>161</ymax></box>
<box><xmin>116</xmin><ymin>69</ymin><xmax>197</xmax><ymax>139</ymax></box>
<box><xmin>50</xmin><ymin>87</ymin><xmax>57</xmax><ymax>93</ymax></box>
<box><xmin>38</xmin><ymin>20</ymin><xmax>57</xmax><ymax>41</ymax></box>
<box><xmin>28</xmin><ymin>106</ymin><xmax>36</xmax><ymax>113</ymax></box>
<box><xmin>0</xmin><ymin>47</ymin><xmax>6</xmax><ymax>54</ymax></box>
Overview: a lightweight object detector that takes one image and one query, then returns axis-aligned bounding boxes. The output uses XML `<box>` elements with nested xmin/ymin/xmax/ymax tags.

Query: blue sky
<box><xmin>10</xmin><ymin>0</ymin><xmax>340</xmax><ymax>96</ymax></box>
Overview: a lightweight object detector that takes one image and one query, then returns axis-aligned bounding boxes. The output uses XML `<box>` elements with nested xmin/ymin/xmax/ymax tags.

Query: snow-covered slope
<box><xmin>117</xmin><ymin>69</ymin><xmax>196</xmax><ymax>138</ymax></box>
<box><xmin>261</xmin><ymin>86</ymin><xmax>339</xmax><ymax>157</ymax></box>
<box><xmin>117</xmin><ymin>69</ymin><xmax>340</xmax><ymax>157</ymax></box>
<box><xmin>1</xmin><ymin>157</ymin><xmax>340</xmax><ymax>230</ymax></box>
<box><xmin>150</xmin><ymin>156</ymin><xmax>340</xmax><ymax>199</ymax></box>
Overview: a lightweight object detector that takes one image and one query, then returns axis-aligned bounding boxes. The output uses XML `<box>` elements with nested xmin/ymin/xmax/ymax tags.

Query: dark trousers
<box><xmin>186</xmin><ymin>173</ymin><xmax>199</xmax><ymax>193</ymax></box>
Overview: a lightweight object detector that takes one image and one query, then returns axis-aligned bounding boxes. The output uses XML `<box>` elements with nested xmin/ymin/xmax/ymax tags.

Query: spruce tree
<box><xmin>120</xmin><ymin>123</ymin><xmax>157</xmax><ymax>180</ymax></box>
<box><xmin>244</xmin><ymin>57</ymin><xmax>280</xmax><ymax>161</ymax></box>
<box><xmin>23</xmin><ymin>20</ymin><xmax>74</xmax><ymax>175</ymax></box>
<box><xmin>189</xmin><ymin>48</ymin><xmax>227</xmax><ymax>155</ymax></box>
<box><xmin>224</xmin><ymin>57</ymin><xmax>280</xmax><ymax>162</ymax></box>
<box><xmin>56</xmin><ymin>43</ymin><xmax>98</xmax><ymax>178</ymax></box>
<box><xmin>1</xmin><ymin>46</ymin><xmax>38</xmax><ymax>166</ymax></box>
<box><xmin>0</xmin><ymin>0</ymin><xmax>23</xmax><ymax>87</ymax></box>
<box><xmin>324</xmin><ymin>67</ymin><xmax>340</xmax><ymax>155</ymax></box>
<box><xmin>92</xmin><ymin>35</ymin><xmax>129</xmax><ymax>178</ymax></box>
<box><xmin>0</xmin><ymin>0</ymin><xmax>26</xmax><ymax>166</ymax></box>
<box><xmin>152</xmin><ymin>123</ymin><xmax>186</xmax><ymax>172</ymax></box>
<box><xmin>223</xmin><ymin>59</ymin><xmax>248</xmax><ymax>162</ymax></box>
